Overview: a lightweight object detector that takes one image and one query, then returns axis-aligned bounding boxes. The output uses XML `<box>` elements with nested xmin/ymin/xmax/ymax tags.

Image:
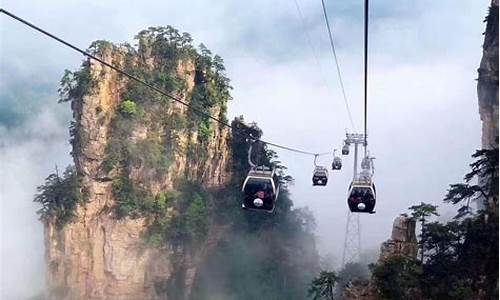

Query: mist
<box><xmin>0</xmin><ymin>60</ymin><xmax>73</xmax><ymax>298</ymax></box>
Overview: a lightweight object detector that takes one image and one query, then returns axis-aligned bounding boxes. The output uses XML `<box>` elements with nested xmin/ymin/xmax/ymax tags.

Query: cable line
<box><xmin>0</xmin><ymin>8</ymin><xmax>330</xmax><ymax>158</ymax></box>
<box><xmin>320</xmin><ymin>0</ymin><xmax>356</xmax><ymax>130</ymax></box>
<box><xmin>363</xmin><ymin>0</ymin><xmax>369</xmax><ymax>153</ymax></box>
<box><xmin>292</xmin><ymin>0</ymin><xmax>330</xmax><ymax>89</ymax></box>
<box><xmin>264</xmin><ymin>140</ymin><xmax>331</xmax><ymax>156</ymax></box>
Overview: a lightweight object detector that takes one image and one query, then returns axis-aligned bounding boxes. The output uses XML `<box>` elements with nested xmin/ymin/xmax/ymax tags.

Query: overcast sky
<box><xmin>0</xmin><ymin>0</ymin><xmax>490</xmax><ymax>298</ymax></box>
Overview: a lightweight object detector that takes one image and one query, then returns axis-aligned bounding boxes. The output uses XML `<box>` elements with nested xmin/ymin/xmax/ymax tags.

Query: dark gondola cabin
<box><xmin>312</xmin><ymin>166</ymin><xmax>329</xmax><ymax>186</ymax></box>
<box><xmin>347</xmin><ymin>180</ymin><xmax>376</xmax><ymax>213</ymax></box>
<box><xmin>342</xmin><ymin>143</ymin><xmax>350</xmax><ymax>155</ymax></box>
<box><xmin>332</xmin><ymin>157</ymin><xmax>342</xmax><ymax>170</ymax></box>
<box><xmin>242</xmin><ymin>169</ymin><xmax>280</xmax><ymax>213</ymax></box>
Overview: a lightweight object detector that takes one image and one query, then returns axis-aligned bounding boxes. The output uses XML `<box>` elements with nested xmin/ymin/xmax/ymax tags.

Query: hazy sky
<box><xmin>0</xmin><ymin>0</ymin><xmax>489</xmax><ymax>298</ymax></box>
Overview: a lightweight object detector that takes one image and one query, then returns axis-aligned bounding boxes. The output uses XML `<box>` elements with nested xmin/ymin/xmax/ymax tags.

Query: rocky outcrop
<box><xmin>478</xmin><ymin>1</ymin><xmax>499</xmax><ymax>149</ymax></box>
<box><xmin>377</xmin><ymin>215</ymin><xmax>417</xmax><ymax>262</ymax></box>
<box><xmin>343</xmin><ymin>215</ymin><xmax>418</xmax><ymax>300</ymax></box>
<box><xmin>45</xmin><ymin>37</ymin><xmax>232</xmax><ymax>300</ymax></box>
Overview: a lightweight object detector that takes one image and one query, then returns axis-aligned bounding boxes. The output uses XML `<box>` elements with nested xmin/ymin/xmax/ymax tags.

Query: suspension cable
<box><xmin>320</xmin><ymin>0</ymin><xmax>356</xmax><ymax>130</ymax></box>
<box><xmin>363</xmin><ymin>0</ymin><xmax>369</xmax><ymax>155</ymax></box>
<box><xmin>292</xmin><ymin>0</ymin><xmax>331</xmax><ymax>92</ymax></box>
<box><xmin>0</xmin><ymin>8</ymin><xmax>330</xmax><ymax>158</ymax></box>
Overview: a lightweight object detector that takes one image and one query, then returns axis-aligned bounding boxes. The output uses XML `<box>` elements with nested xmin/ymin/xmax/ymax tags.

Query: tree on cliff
<box><xmin>308</xmin><ymin>270</ymin><xmax>339</xmax><ymax>300</ymax></box>
<box><xmin>34</xmin><ymin>165</ymin><xmax>83</xmax><ymax>228</ymax></box>
<box><xmin>444</xmin><ymin>149</ymin><xmax>498</xmax><ymax>219</ymax></box>
<box><xmin>408</xmin><ymin>202</ymin><xmax>439</xmax><ymax>261</ymax></box>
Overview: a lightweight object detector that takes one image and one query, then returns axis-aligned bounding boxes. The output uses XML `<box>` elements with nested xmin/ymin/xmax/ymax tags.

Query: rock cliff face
<box><xmin>45</xmin><ymin>32</ymin><xmax>231</xmax><ymax>300</ymax></box>
<box><xmin>377</xmin><ymin>215</ymin><xmax>417</xmax><ymax>263</ymax></box>
<box><xmin>477</xmin><ymin>2</ymin><xmax>498</xmax><ymax>214</ymax></box>
<box><xmin>343</xmin><ymin>216</ymin><xmax>418</xmax><ymax>300</ymax></box>
<box><xmin>478</xmin><ymin>1</ymin><xmax>499</xmax><ymax>149</ymax></box>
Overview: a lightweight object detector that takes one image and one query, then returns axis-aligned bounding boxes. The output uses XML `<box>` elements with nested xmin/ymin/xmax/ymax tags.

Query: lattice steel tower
<box><xmin>341</xmin><ymin>133</ymin><xmax>367</xmax><ymax>266</ymax></box>
<box><xmin>341</xmin><ymin>211</ymin><xmax>361</xmax><ymax>266</ymax></box>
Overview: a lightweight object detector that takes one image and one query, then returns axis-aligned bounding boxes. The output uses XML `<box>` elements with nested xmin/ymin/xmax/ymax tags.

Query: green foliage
<box><xmin>137</xmin><ymin>183</ymin><xmax>212</xmax><ymax>247</ymax></box>
<box><xmin>58</xmin><ymin>63</ymin><xmax>93</xmax><ymax>103</ymax></box>
<box><xmin>87</xmin><ymin>40</ymin><xmax>114</xmax><ymax>56</ymax></box>
<box><xmin>186</xmin><ymin>193</ymin><xmax>208</xmax><ymax>240</ymax></box>
<box><xmin>119</xmin><ymin>99</ymin><xmax>137</xmax><ymax>116</ymax></box>
<box><xmin>371</xmin><ymin>256</ymin><xmax>422</xmax><ymax>300</ymax></box>
<box><xmin>308</xmin><ymin>270</ymin><xmax>339</xmax><ymax>300</ymax></box>
<box><xmin>112</xmin><ymin>175</ymin><xmax>152</xmax><ymax>219</ymax></box>
<box><xmin>445</xmin><ymin>148</ymin><xmax>498</xmax><ymax>219</ymax></box>
<box><xmin>99</xmin><ymin>27</ymin><xmax>234</xmax><ymax>223</ymax></box>
<box><xmin>128</xmin><ymin>138</ymin><xmax>171</xmax><ymax>174</ymax></box>
<box><xmin>143</xmin><ymin>191</ymin><xmax>181</xmax><ymax>246</ymax></box>
<box><xmin>197</xmin><ymin>118</ymin><xmax>213</xmax><ymax>143</ymax></box>
<box><xmin>408</xmin><ymin>202</ymin><xmax>440</xmax><ymax>261</ymax></box>
<box><xmin>375</xmin><ymin>149</ymin><xmax>499</xmax><ymax>300</ymax></box>
<box><xmin>34</xmin><ymin>165</ymin><xmax>83</xmax><ymax>228</ymax></box>
<box><xmin>58</xmin><ymin>62</ymin><xmax>94</xmax><ymax>150</ymax></box>
<box><xmin>419</xmin><ymin>214</ymin><xmax>498</xmax><ymax>299</ymax></box>
<box><xmin>408</xmin><ymin>202</ymin><xmax>439</xmax><ymax>222</ymax></box>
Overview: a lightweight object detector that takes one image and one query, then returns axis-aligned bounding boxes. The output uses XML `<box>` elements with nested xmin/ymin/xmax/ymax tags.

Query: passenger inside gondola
<box><xmin>243</xmin><ymin>177</ymin><xmax>275</xmax><ymax>211</ymax></box>
<box><xmin>348</xmin><ymin>187</ymin><xmax>375</xmax><ymax>213</ymax></box>
<box><xmin>261</xmin><ymin>182</ymin><xmax>275</xmax><ymax>209</ymax></box>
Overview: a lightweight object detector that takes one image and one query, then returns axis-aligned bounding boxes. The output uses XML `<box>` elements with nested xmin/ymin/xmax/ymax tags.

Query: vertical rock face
<box><xmin>378</xmin><ymin>215</ymin><xmax>417</xmax><ymax>263</ymax></box>
<box><xmin>478</xmin><ymin>1</ymin><xmax>499</xmax><ymax>149</ymax></box>
<box><xmin>343</xmin><ymin>216</ymin><xmax>418</xmax><ymax>300</ymax></box>
<box><xmin>477</xmin><ymin>2</ymin><xmax>498</xmax><ymax>213</ymax></box>
<box><xmin>45</xmin><ymin>36</ymin><xmax>232</xmax><ymax>300</ymax></box>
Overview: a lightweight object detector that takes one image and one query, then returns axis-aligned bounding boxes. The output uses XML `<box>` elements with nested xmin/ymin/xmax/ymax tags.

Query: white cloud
<box><xmin>1</xmin><ymin>109</ymin><xmax>72</xmax><ymax>299</ymax></box>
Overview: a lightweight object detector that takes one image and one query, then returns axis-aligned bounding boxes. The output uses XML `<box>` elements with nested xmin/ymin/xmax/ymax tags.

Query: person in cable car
<box><xmin>347</xmin><ymin>183</ymin><xmax>376</xmax><ymax>213</ymax></box>
<box><xmin>242</xmin><ymin>173</ymin><xmax>278</xmax><ymax>212</ymax></box>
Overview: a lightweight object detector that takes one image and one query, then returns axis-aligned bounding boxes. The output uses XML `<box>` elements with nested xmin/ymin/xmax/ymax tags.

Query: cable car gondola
<box><xmin>242</xmin><ymin>167</ymin><xmax>280</xmax><ymax>213</ymax></box>
<box><xmin>332</xmin><ymin>149</ymin><xmax>342</xmax><ymax>170</ymax></box>
<box><xmin>347</xmin><ymin>178</ymin><xmax>376</xmax><ymax>213</ymax></box>
<box><xmin>312</xmin><ymin>166</ymin><xmax>328</xmax><ymax>186</ymax></box>
<box><xmin>312</xmin><ymin>154</ymin><xmax>329</xmax><ymax>186</ymax></box>
<box><xmin>347</xmin><ymin>155</ymin><xmax>376</xmax><ymax>213</ymax></box>
<box><xmin>241</xmin><ymin>139</ymin><xmax>280</xmax><ymax>213</ymax></box>
<box><xmin>342</xmin><ymin>142</ymin><xmax>350</xmax><ymax>155</ymax></box>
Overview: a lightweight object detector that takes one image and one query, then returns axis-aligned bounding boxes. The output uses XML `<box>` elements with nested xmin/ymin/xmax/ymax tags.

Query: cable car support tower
<box><xmin>341</xmin><ymin>0</ymin><xmax>371</xmax><ymax>266</ymax></box>
<box><xmin>341</xmin><ymin>133</ymin><xmax>367</xmax><ymax>266</ymax></box>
